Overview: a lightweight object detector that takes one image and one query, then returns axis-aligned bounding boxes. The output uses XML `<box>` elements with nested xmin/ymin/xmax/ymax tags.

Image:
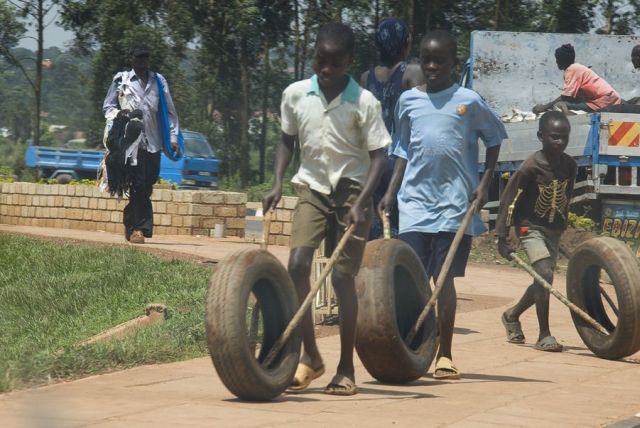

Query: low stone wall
<box><xmin>265</xmin><ymin>196</ymin><xmax>298</xmax><ymax>246</ymax></box>
<box><xmin>0</xmin><ymin>182</ymin><xmax>246</xmax><ymax>237</ymax></box>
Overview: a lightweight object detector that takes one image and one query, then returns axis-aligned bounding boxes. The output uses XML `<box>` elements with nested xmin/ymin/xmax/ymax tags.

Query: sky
<box><xmin>17</xmin><ymin>4</ymin><xmax>75</xmax><ymax>51</ymax></box>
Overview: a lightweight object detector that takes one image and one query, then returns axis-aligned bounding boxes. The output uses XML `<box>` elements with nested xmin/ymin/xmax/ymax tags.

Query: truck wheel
<box><xmin>355</xmin><ymin>239</ymin><xmax>438</xmax><ymax>383</ymax></box>
<box><xmin>205</xmin><ymin>248</ymin><xmax>301</xmax><ymax>401</ymax></box>
<box><xmin>55</xmin><ymin>173</ymin><xmax>73</xmax><ymax>184</ymax></box>
<box><xmin>566</xmin><ymin>237</ymin><xmax>640</xmax><ymax>359</ymax></box>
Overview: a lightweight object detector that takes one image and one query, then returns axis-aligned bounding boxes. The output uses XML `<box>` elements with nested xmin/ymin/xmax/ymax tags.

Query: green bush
<box><xmin>568</xmin><ymin>212</ymin><xmax>596</xmax><ymax>231</ymax></box>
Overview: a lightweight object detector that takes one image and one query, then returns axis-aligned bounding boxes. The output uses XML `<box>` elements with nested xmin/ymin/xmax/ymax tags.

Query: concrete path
<box><xmin>1</xmin><ymin>225</ymin><xmax>640</xmax><ymax>427</ymax></box>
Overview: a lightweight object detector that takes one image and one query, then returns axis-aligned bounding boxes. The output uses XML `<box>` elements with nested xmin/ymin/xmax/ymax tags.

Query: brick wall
<box><xmin>0</xmin><ymin>182</ymin><xmax>246</xmax><ymax>237</ymax></box>
<box><xmin>265</xmin><ymin>196</ymin><xmax>298</xmax><ymax>246</ymax></box>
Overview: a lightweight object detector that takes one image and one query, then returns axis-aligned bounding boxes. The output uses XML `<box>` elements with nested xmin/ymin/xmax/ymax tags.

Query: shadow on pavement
<box><xmin>224</xmin><ymin>386</ymin><xmax>436</xmax><ymax>403</ymax></box>
<box><xmin>453</xmin><ymin>327</ymin><xmax>480</xmax><ymax>335</ymax></box>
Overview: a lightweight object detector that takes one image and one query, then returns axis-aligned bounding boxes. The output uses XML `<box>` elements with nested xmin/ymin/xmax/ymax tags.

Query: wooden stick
<box><xmin>405</xmin><ymin>200</ymin><xmax>479</xmax><ymax>345</ymax></box>
<box><xmin>263</xmin><ymin>224</ymin><xmax>356</xmax><ymax>366</ymax></box>
<box><xmin>261</xmin><ymin>211</ymin><xmax>272</xmax><ymax>250</ymax></box>
<box><xmin>381</xmin><ymin>209</ymin><xmax>391</xmax><ymax>240</ymax></box>
<box><xmin>510</xmin><ymin>253</ymin><xmax>610</xmax><ymax>335</ymax></box>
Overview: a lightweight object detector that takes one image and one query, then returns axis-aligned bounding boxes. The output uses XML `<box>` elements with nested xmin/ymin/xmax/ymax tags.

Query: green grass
<box><xmin>0</xmin><ymin>234</ymin><xmax>212</xmax><ymax>393</ymax></box>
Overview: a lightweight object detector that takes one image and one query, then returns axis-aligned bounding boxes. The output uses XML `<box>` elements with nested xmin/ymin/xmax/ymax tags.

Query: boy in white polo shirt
<box><xmin>263</xmin><ymin>22</ymin><xmax>390</xmax><ymax>396</ymax></box>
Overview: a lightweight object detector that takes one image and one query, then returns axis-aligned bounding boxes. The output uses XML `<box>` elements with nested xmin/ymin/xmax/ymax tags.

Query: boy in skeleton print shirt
<box><xmin>495</xmin><ymin>111</ymin><xmax>577</xmax><ymax>352</ymax></box>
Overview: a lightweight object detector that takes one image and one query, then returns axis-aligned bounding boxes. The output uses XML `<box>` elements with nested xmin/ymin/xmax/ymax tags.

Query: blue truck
<box><xmin>25</xmin><ymin>130</ymin><xmax>220</xmax><ymax>189</ymax></box>
<box><xmin>465</xmin><ymin>31</ymin><xmax>640</xmax><ymax>256</ymax></box>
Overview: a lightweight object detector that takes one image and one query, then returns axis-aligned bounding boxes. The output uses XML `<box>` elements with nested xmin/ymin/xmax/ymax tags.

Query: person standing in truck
<box><xmin>533</xmin><ymin>44</ymin><xmax>621</xmax><ymax>114</ymax></box>
<box><xmin>103</xmin><ymin>43</ymin><xmax>181</xmax><ymax>244</ymax></box>
<box><xmin>359</xmin><ymin>17</ymin><xmax>424</xmax><ymax>239</ymax></box>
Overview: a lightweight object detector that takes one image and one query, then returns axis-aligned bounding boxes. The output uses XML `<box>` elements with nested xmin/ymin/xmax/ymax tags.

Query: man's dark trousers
<box><xmin>124</xmin><ymin>148</ymin><xmax>161</xmax><ymax>238</ymax></box>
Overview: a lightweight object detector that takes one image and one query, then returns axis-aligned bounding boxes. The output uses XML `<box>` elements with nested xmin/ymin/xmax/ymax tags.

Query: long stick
<box><xmin>510</xmin><ymin>253</ymin><xmax>609</xmax><ymax>335</ymax></box>
<box><xmin>263</xmin><ymin>224</ymin><xmax>356</xmax><ymax>366</ymax></box>
<box><xmin>261</xmin><ymin>211</ymin><xmax>272</xmax><ymax>250</ymax></box>
<box><xmin>599</xmin><ymin>285</ymin><xmax>619</xmax><ymax>317</ymax></box>
<box><xmin>381</xmin><ymin>209</ymin><xmax>391</xmax><ymax>240</ymax></box>
<box><xmin>405</xmin><ymin>200</ymin><xmax>479</xmax><ymax>345</ymax></box>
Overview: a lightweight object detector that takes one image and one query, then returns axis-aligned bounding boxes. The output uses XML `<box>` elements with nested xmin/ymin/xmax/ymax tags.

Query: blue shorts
<box><xmin>399</xmin><ymin>231</ymin><xmax>472</xmax><ymax>280</ymax></box>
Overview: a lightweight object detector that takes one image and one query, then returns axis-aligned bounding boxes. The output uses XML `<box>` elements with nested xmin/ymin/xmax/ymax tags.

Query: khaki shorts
<box><xmin>518</xmin><ymin>228</ymin><xmax>562</xmax><ymax>265</ymax></box>
<box><xmin>290</xmin><ymin>179</ymin><xmax>372</xmax><ymax>276</ymax></box>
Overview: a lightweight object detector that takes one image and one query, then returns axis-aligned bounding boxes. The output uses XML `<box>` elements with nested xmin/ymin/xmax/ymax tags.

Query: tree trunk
<box><xmin>603</xmin><ymin>0</ymin><xmax>614</xmax><ymax>34</ymax></box>
<box><xmin>238</xmin><ymin>39</ymin><xmax>251</xmax><ymax>187</ymax></box>
<box><xmin>294</xmin><ymin>0</ymin><xmax>301</xmax><ymax>80</ymax></box>
<box><xmin>35</xmin><ymin>0</ymin><xmax>44</xmax><ymax>146</ymax></box>
<box><xmin>259</xmin><ymin>41</ymin><xmax>270</xmax><ymax>184</ymax></box>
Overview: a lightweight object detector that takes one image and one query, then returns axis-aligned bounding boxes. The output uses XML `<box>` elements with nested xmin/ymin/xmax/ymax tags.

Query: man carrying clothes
<box><xmin>533</xmin><ymin>43</ymin><xmax>621</xmax><ymax>114</ymax></box>
<box><xmin>360</xmin><ymin>18</ymin><xmax>424</xmax><ymax>239</ymax></box>
<box><xmin>103</xmin><ymin>44</ymin><xmax>180</xmax><ymax>244</ymax></box>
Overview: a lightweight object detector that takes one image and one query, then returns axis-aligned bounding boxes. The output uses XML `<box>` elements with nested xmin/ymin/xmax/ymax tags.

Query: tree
<box><xmin>555</xmin><ymin>0</ymin><xmax>594</xmax><ymax>33</ymax></box>
<box><xmin>0</xmin><ymin>0</ymin><xmax>55</xmax><ymax>145</ymax></box>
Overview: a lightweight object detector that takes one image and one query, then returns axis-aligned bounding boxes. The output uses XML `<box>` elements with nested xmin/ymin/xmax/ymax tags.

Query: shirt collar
<box><xmin>308</xmin><ymin>75</ymin><xmax>360</xmax><ymax>104</ymax></box>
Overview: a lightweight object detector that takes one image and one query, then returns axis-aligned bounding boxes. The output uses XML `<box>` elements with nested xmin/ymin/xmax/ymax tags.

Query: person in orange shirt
<box><xmin>533</xmin><ymin>44</ymin><xmax>621</xmax><ymax>114</ymax></box>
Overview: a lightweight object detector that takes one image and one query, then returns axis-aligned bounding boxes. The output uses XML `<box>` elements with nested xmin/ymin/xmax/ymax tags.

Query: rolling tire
<box><xmin>566</xmin><ymin>237</ymin><xmax>640</xmax><ymax>360</ymax></box>
<box><xmin>355</xmin><ymin>239</ymin><xmax>438</xmax><ymax>383</ymax></box>
<box><xmin>205</xmin><ymin>248</ymin><xmax>301</xmax><ymax>401</ymax></box>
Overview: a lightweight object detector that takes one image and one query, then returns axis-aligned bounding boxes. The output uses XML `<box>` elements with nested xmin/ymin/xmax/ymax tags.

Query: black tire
<box><xmin>205</xmin><ymin>248</ymin><xmax>301</xmax><ymax>401</ymax></box>
<box><xmin>566</xmin><ymin>237</ymin><xmax>640</xmax><ymax>359</ymax></box>
<box><xmin>355</xmin><ymin>239</ymin><xmax>438</xmax><ymax>383</ymax></box>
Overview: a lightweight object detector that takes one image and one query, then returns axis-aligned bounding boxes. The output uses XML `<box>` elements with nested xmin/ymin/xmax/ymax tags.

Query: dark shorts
<box><xmin>399</xmin><ymin>231</ymin><xmax>472</xmax><ymax>280</ymax></box>
<box><xmin>290</xmin><ymin>179</ymin><xmax>372</xmax><ymax>276</ymax></box>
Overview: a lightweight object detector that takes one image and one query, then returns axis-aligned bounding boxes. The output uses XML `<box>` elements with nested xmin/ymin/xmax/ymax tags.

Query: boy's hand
<box><xmin>262</xmin><ymin>184</ymin><xmax>282</xmax><ymax>214</ymax></box>
<box><xmin>532</xmin><ymin>104</ymin><xmax>545</xmax><ymax>114</ymax></box>
<box><xmin>498</xmin><ymin>237</ymin><xmax>515</xmax><ymax>261</ymax></box>
<box><xmin>345</xmin><ymin>201</ymin><xmax>367</xmax><ymax>230</ymax></box>
<box><xmin>470</xmin><ymin>183</ymin><xmax>489</xmax><ymax>213</ymax></box>
<box><xmin>378</xmin><ymin>192</ymin><xmax>396</xmax><ymax>217</ymax></box>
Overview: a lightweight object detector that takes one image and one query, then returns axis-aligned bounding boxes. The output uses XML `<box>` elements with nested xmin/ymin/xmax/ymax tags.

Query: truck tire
<box><xmin>205</xmin><ymin>248</ymin><xmax>301</xmax><ymax>401</ymax></box>
<box><xmin>55</xmin><ymin>173</ymin><xmax>73</xmax><ymax>184</ymax></box>
<box><xmin>566</xmin><ymin>237</ymin><xmax>640</xmax><ymax>359</ymax></box>
<box><xmin>355</xmin><ymin>239</ymin><xmax>438</xmax><ymax>383</ymax></box>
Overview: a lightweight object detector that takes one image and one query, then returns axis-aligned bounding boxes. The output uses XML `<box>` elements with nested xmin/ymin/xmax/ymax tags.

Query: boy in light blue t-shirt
<box><xmin>380</xmin><ymin>30</ymin><xmax>507</xmax><ymax>380</ymax></box>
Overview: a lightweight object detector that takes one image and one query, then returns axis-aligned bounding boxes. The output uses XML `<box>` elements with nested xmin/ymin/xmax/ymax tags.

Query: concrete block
<box><xmin>215</xmin><ymin>206</ymin><xmax>237</xmax><ymax>217</ymax></box>
<box><xmin>79</xmin><ymin>198</ymin><xmax>89</xmax><ymax>209</ymax></box>
<box><xmin>166</xmin><ymin>203</ymin><xmax>178</xmax><ymax>214</ymax></box>
<box><xmin>225</xmin><ymin>193</ymin><xmax>247</xmax><ymax>205</ymax></box>
<box><xmin>283</xmin><ymin>197</ymin><xmax>298</xmax><ymax>210</ymax></box>
<box><xmin>89</xmin><ymin>198</ymin><xmax>98</xmax><ymax>210</ymax></box>
<box><xmin>269</xmin><ymin>221</ymin><xmax>283</xmax><ymax>234</ymax></box>
<box><xmin>98</xmin><ymin>199</ymin><xmax>107</xmax><ymax>210</ymax></box>
<box><xmin>201</xmin><ymin>192</ymin><xmax>225</xmax><ymax>204</ymax></box>
<box><xmin>110</xmin><ymin>211</ymin><xmax>121</xmax><ymax>223</ymax></box>
<box><xmin>237</xmin><ymin>206</ymin><xmax>247</xmax><ymax>217</ymax></box>
<box><xmin>276</xmin><ymin>209</ymin><xmax>292</xmax><ymax>222</ymax></box>
<box><xmin>160</xmin><ymin>214</ymin><xmax>171</xmax><ymax>226</ymax></box>
<box><xmin>225</xmin><ymin>218</ymin><xmax>245</xmax><ymax>229</ymax></box>
<box><xmin>171</xmin><ymin>216</ymin><xmax>183</xmax><ymax>227</ymax></box>
<box><xmin>276</xmin><ymin>235</ymin><xmax>289</xmax><ymax>246</ymax></box>
<box><xmin>181</xmin><ymin>191</ymin><xmax>194</xmax><ymax>203</ymax></box>
<box><xmin>178</xmin><ymin>204</ymin><xmax>192</xmax><ymax>215</ymax></box>
<box><xmin>107</xmin><ymin>199</ymin><xmax>117</xmax><ymax>210</ymax></box>
<box><xmin>283</xmin><ymin>222</ymin><xmax>292</xmax><ymax>236</ymax></box>
<box><xmin>83</xmin><ymin>210</ymin><xmax>93</xmax><ymax>220</ymax></box>
<box><xmin>192</xmin><ymin>205</ymin><xmax>213</xmax><ymax>216</ymax></box>
<box><xmin>102</xmin><ymin>211</ymin><xmax>111</xmax><ymax>222</ymax></box>
<box><xmin>155</xmin><ymin>202</ymin><xmax>167</xmax><ymax>214</ymax></box>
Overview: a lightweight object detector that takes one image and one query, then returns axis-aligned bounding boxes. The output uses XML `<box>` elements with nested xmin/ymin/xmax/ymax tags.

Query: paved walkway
<box><xmin>1</xmin><ymin>225</ymin><xmax>640</xmax><ymax>427</ymax></box>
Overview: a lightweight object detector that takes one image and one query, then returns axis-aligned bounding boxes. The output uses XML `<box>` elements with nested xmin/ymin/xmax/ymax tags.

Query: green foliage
<box><xmin>0</xmin><ymin>234</ymin><xmax>211</xmax><ymax>392</ymax></box>
<box><xmin>68</xmin><ymin>178</ymin><xmax>97</xmax><ymax>186</ymax></box>
<box><xmin>568</xmin><ymin>211</ymin><xmax>597</xmax><ymax>231</ymax></box>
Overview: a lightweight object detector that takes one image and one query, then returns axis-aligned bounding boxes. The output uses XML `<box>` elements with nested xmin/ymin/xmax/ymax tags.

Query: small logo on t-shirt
<box><xmin>456</xmin><ymin>104</ymin><xmax>467</xmax><ymax>115</ymax></box>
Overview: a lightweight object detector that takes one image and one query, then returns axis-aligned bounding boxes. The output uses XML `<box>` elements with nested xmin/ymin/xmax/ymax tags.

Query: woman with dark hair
<box><xmin>360</xmin><ymin>18</ymin><xmax>424</xmax><ymax>240</ymax></box>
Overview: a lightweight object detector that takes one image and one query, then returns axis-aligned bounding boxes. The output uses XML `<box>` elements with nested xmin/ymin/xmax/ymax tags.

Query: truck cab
<box><xmin>25</xmin><ymin>130</ymin><xmax>220</xmax><ymax>189</ymax></box>
<box><xmin>464</xmin><ymin>31</ymin><xmax>640</xmax><ymax>255</ymax></box>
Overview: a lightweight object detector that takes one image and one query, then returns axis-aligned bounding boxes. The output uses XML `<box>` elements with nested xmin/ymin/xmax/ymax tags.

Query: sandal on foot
<box><xmin>535</xmin><ymin>336</ymin><xmax>563</xmax><ymax>352</ymax></box>
<box><xmin>501</xmin><ymin>313</ymin><xmax>525</xmax><ymax>344</ymax></box>
<box><xmin>288</xmin><ymin>363</ymin><xmax>325</xmax><ymax>391</ymax></box>
<box><xmin>433</xmin><ymin>357</ymin><xmax>461</xmax><ymax>380</ymax></box>
<box><xmin>324</xmin><ymin>374</ymin><xmax>358</xmax><ymax>396</ymax></box>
